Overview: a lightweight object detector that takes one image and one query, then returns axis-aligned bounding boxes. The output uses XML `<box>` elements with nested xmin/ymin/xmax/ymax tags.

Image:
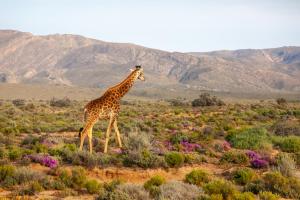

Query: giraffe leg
<box><xmin>79</xmin><ymin>122</ymin><xmax>93</xmax><ymax>151</ymax></box>
<box><xmin>104</xmin><ymin>116</ymin><xmax>115</xmax><ymax>153</ymax></box>
<box><xmin>87</xmin><ymin>127</ymin><xmax>93</xmax><ymax>153</ymax></box>
<box><xmin>113</xmin><ymin>119</ymin><xmax>122</xmax><ymax>148</ymax></box>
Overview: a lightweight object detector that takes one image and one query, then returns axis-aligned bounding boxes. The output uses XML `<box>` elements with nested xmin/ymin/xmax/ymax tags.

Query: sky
<box><xmin>1</xmin><ymin>0</ymin><xmax>300</xmax><ymax>52</ymax></box>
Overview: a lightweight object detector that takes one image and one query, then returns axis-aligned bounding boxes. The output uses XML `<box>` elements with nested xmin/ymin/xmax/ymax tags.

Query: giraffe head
<box><xmin>134</xmin><ymin>65</ymin><xmax>145</xmax><ymax>81</ymax></box>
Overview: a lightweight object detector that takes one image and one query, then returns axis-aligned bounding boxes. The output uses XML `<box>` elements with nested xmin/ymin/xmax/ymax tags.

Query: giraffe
<box><xmin>79</xmin><ymin>65</ymin><xmax>145</xmax><ymax>153</ymax></box>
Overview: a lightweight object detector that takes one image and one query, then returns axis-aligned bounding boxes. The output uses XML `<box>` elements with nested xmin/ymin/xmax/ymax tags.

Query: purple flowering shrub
<box><xmin>27</xmin><ymin>154</ymin><xmax>58</xmax><ymax>168</ymax></box>
<box><xmin>164</xmin><ymin>140</ymin><xmax>201</xmax><ymax>152</ymax></box>
<box><xmin>246</xmin><ymin>150</ymin><xmax>269</xmax><ymax>169</ymax></box>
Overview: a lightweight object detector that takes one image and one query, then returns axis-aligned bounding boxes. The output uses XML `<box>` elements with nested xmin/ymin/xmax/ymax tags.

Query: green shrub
<box><xmin>8</xmin><ymin>147</ymin><xmax>24</xmax><ymax>161</ymax></box>
<box><xmin>233</xmin><ymin>192</ymin><xmax>256</xmax><ymax>200</ymax></box>
<box><xmin>263</xmin><ymin>171</ymin><xmax>300</xmax><ymax>199</ymax></box>
<box><xmin>276</xmin><ymin>136</ymin><xmax>300</xmax><ymax>153</ymax></box>
<box><xmin>71</xmin><ymin>167</ymin><xmax>87</xmax><ymax>189</ymax></box>
<box><xmin>259</xmin><ymin>191</ymin><xmax>280</xmax><ymax>200</ymax></box>
<box><xmin>28</xmin><ymin>181</ymin><xmax>44</xmax><ymax>195</ymax></box>
<box><xmin>226</xmin><ymin>128</ymin><xmax>270</xmax><ymax>150</ymax></box>
<box><xmin>123</xmin><ymin>149</ymin><xmax>163</xmax><ymax>168</ymax></box>
<box><xmin>85</xmin><ymin>179</ymin><xmax>102</xmax><ymax>194</ymax></box>
<box><xmin>58</xmin><ymin>169</ymin><xmax>72</xmax><ymax>188</ymax></box>
<box><xmin>244</xmin><ymin>179</ymin><xmax>265</xmax><ymax>194</ymax></box>
<box><xmin>144</xmin><ymin>175</ymin><xmax>165</xmax><ymax>197</ymax></box>
<box><xmin>220</xmin><ymin>151</ymin><xmax>249</xmax><ymax>164</ymax></box>
<box><xmin>164</xmin><ymin>152</ymin><xmax>185</xmax><ymax>167</ymax></box>
<box><xmin>203</xmin><ymin>179</ymin><xmax>238</xmax><ymax>200</ymax></box>
<box><xmin>232</xmin><ymin>168</ymin><xmax>255</xmax><ymax>185</ymax></box>
<box><xmin>0</xmin><ymin>165</ymin><xmax>15</xmax><ymax>182</ymax></box>
<box><xmin>185</xmin><ymin>169</ymin><xmax>210</xmax><ymax>186</ymax></box>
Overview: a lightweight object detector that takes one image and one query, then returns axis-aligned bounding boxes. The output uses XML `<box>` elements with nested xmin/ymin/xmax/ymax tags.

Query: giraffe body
<box><xmin>79</xmin><ymin>66</ymin><xmax>145</xmax><ymax>153</ymax></box>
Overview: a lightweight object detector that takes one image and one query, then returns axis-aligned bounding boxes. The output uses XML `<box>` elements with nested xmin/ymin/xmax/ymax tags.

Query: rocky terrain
<box><xmin>0</xmin><ymin>30</ymin><xmax>300</xmax><ymax>93</ymax></box>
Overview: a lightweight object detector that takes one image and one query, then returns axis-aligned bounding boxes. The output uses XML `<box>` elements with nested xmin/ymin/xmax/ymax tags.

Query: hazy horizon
<box><xmin>1</xmin><ymin>0</ymin><xmax>300</xmax><ymax>52</ymax></box>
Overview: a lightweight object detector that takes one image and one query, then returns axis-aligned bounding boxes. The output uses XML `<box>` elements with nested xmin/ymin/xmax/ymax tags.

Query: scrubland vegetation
<box><xmin>0</xmin><ymin>95</ymin><xmax>299</xmax><ymax>199</ymax></box>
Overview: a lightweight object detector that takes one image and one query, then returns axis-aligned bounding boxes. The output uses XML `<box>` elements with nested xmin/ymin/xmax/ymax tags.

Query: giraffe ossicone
<box><xmin>79</xmin><ymin>65</ymin><xmax>145</xmax><ymax>153</ymax></box>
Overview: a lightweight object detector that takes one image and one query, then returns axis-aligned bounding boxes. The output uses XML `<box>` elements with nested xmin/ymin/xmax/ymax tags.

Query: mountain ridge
<box><xmin>0</xmin><ymin>30</ymin><xmax>300</xmax><ymax>93</ymax></box>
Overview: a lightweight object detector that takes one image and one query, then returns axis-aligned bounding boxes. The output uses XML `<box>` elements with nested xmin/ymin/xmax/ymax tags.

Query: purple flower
<box><xmin>27</xmin><ymin>154</ymin><xmax>58</xmax><ymax>168</ymax></box>
<box><xmin>246</xmin><ymin>150</ymin><xmax>269</xmax><ymax>169</ymax></box>
<box><xmin>180</xmin><ymin>141</ymin><xmax>201</xmax><ymax>152</ymax></box>
<box><xmin>246</xmin><ymin>150</ymin><xmax>261</xmax><ymax>160</ymax></box>
<box><xmin>251</xmin><ymin>159</ymin><xmax>268</xmax><ymax>168</ymax></box>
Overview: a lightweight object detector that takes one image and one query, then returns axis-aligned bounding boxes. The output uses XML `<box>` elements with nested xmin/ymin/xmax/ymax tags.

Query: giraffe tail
<box><xmin>78</xmin><ymin>127</ymin><xmax>84</xmax><ymax>138</ymax></box>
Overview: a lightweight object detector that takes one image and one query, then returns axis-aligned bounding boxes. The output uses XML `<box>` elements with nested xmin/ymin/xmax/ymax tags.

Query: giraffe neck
<box><xmin>112</xmin><ymin>70</ymin><xmax>139</xmax><ymax>98</ymax></box>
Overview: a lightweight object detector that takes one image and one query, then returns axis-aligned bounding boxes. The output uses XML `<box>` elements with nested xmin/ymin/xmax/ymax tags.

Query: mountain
<box><xmin>0</xmin><ymin>30</ymin><xmax>300</xmax><ymax>93</ymax></box>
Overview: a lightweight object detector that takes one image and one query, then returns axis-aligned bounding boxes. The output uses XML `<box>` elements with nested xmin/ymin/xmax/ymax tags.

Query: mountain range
<box><xmin>0</xmin><ymin>30</ymin><xmax>299</xmax><ymax>93</ymax></box>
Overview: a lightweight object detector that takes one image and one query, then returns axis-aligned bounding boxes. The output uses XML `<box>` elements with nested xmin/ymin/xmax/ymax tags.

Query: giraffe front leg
<box><xmin>113</xmin><ymin>119</ymin><xmax>122</xmax><ymax>148</ymax></box>
<box><xmin>87</xmin><ymin>127</ymin><xmax>93</xmax><ymax>153</ymax></box>
<box><xmin>104</xmin><ymin>116</ymin><xmax>114</xmax><ymax>153</ymax></box>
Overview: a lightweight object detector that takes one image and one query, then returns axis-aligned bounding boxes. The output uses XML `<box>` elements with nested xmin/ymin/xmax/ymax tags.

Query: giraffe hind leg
<box><xmin>79</xmin><ymin>122</ymin><xmax>93</xmax><ymax>151</ymax></box>
<box><xmin>113</xmin><ymin>119</ymin><xmax>122</xmax><ymax>148</ymax></box>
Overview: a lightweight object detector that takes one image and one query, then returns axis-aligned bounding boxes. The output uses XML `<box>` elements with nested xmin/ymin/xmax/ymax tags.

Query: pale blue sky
<box><xmin>1</xmin><ymin>0</ymin><xmax>300</xmax><ymax>52</ymax></box>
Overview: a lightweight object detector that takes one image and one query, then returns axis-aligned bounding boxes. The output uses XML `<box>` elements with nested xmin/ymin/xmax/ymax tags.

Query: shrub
<box><xmin>160</xmin><ymin>181</ymin><xmax>204</xmax><ymax>200</ymax></box>
<box><xmin>276</xmin><ymin>136</ymin><xmax>300</xmax><ymax>153</ymax></box>
<box><xmin>123</xmin><ymin>149</ymin><xmax>163</xmax><ymax>168</ymax></box>
<box><xmin>220</xmin><ymin>151</ymin><xmax>249</xmax><ymax>164</ymax></box>
<box><xmin>192</xmin><ymin>93</ymin><xmax>225</xmax><ymax>107</ymax></box>
<box><xmin>85</xmin><ymin>179</ymin><xmax>102</xmax><ymax>194</ymax></box>
<box><xmin>0</xmin><ymin>165</ymin><xmax>15</xmax><ymax>182</ymax></box>
<box><xmin>116</xmin><ymin>183</ymin><xmax>151</xmax><ymax>200</ymax></box>
<box><xmin>276</xmin><ymin>98</ymin><xmax>287</xmax><ymax>105</ymax></box>
<box><xmin>97</xmin><ymin>180</ymin><xmax>124</xmax><ymax>200</ymax></box>
<box><xmin>13</xmin><ymin>167</ymin><xmax>44</xmax><ymax>185</ymax></box>
<box><xmin>275</xmin><ymin>153</ymin><xmax>296</xmax><ymax>177</ymax></box>
<box><xmin>203</xmin><ymin>179</ymin><xmax>238</xmax><ymax>200</ymax></box>
<box><xmin>164</xmin><ymin>152</ymin><xmax>185</xmax><ymax>167</ymax></box>
<box><xmin>272</xmin><ymin>120</ymin><xmax>300</xmax><ymax>136</ymax></box>
<box><xmin>50</xmin><ymin>98</ymin><xmax>71</xmax><ymax>107</ymax></box>
<box><xmin>232</xmin><ymin>168</ymin><xmax>255</xmax><ymax>185</ymax></box>
<box><xmin>244</xmin><ymin>179</ymin><xmax>265</xmax><ymax>194</ymax></box>
<box><xmin>58</xmin><ymin>169</ymin><xmax>72</xmax><ymax>188</ymax></box>
<box><xmin>144</xmin><ymin>175</ymin><xmax>165</xmax><ymax>197</ymax></box>
<box><xmin>71</xmin><ymin>167</ymin><xmax>87</xmax><ymax>189</ymax></box>
<box><xmin>27</xmin><ymin>181</ymin><xmax>44</xmax><ymax>195</ymax></box>
<box><xmin>8</xmin><ymin>147</ymin><xmax>24</xmax><ymax>161</ymax></box>
<box><xmin>233</xmin><ymin>192</ymin><xmax>256</xmax><ymax>200</ymax></box>
<box><xmin>27</xmin><ymin>154</ymin><xmax>58</xmax><ymax>168</ymax></box>
<box><xmin>263</xmin><ymin>171</ymin><xmax>300</xmax><ymax>199</ymax></box>
<box><xmin>168</xmin><ymin>98</ymin><xmax>189</xmax><ymax>106</ymax></box>
<box><xmin>250</xmin><ymin>159</ymin><xmax>268</xmax><ymax>169</ymax></box>
<box><xmin>259</xmin><ymin>191</ymin><xmax>280</xmax><ymax>200</ymax></box>
<box><xmin>185</xmin><ymin>169</ymin><xmax>210</xmax><ymax>186</ymax></box>
<box><xmin>226</xmin><ymin>128</ymin><xmax>270</xmax><ymax>150</ymax></box>
<box><xmin>246</xmin><ymin>151</ymin><xmax>269</xmax><ymax>169</ymax></box>
<box><xmin>70</xmin><ymin>150</ymin><xmax>99</xmax><ymax>168</ymax></box>
<box><xmin>12</xmin><ymin>99</ymin><xmax>25</xmax><ymax>107</ymax></box>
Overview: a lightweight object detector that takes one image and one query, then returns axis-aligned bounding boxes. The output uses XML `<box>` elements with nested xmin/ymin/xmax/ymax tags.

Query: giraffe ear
<box><xmin>130</xmin><ymin>69</ymin><xmax>134</xmax><ymax>72</ymax></box>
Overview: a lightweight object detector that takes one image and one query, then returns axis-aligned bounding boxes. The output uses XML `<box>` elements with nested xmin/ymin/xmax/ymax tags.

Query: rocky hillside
<box><xmin>0</xmin><ymin>30</ymin><xmax>299</xmax><ymax>92</ymax></box>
